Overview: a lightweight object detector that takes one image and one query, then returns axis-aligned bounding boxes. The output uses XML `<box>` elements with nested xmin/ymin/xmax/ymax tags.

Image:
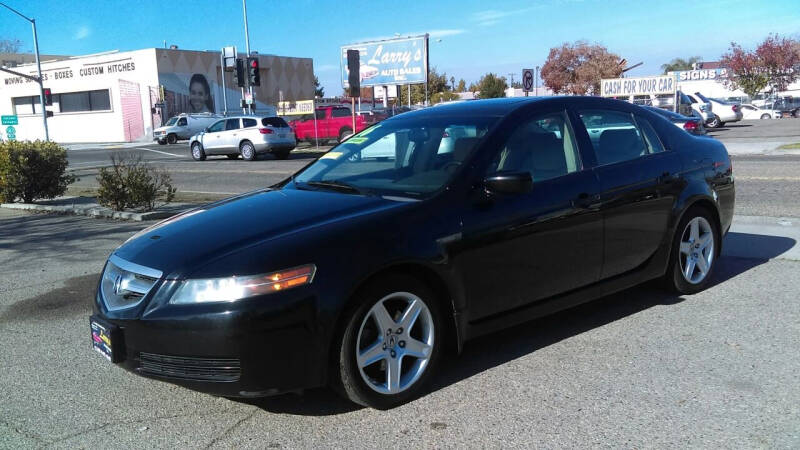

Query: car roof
<box><xmin>392</xmin><ymin>96</ymin><xmax>646</xmax><ymax>119</ymax></box>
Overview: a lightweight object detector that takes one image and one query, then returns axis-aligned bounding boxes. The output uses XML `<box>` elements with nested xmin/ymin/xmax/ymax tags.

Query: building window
<box><xmin>12</xmin><ymin>96</ymin><xmax>37</xmax><ymax>115</ymax></box>
<box><xmin>59</xmin><ymin>89</ymin><xmax>111</xmax><ymax>113</ymax></box>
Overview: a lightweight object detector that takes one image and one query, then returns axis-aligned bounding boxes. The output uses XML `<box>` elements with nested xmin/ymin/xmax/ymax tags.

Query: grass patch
<box><xmin>777</xmin><ymin>143</ymin><xmax>800</xmax><ymax>150</ymax></box>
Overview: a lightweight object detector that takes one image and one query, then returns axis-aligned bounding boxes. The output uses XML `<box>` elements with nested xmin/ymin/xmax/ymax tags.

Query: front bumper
<box><xmin>91</xmin><ymin>286</ymin><xmax>326</xmax><ymax>397</ymax></box>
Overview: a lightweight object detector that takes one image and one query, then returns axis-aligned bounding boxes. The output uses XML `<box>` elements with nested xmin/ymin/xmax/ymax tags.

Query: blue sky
<box><xmin>3</xmin><ymin>0</ymin><xmax>799</xmax><ymax>95</ymax></box>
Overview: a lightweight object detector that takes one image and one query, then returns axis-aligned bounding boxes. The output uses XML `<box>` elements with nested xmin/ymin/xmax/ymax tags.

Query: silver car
<box><xmin>189</xmin><ymin>115</ymin><xmax>297</xmax><ymax>161</ymax></box>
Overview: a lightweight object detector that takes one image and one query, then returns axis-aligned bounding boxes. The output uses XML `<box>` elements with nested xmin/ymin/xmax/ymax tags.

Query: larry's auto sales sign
<box><xmin>341</xmin><ymin>36</ymin><xmax>428</xmax><ymax>88</ymax></box>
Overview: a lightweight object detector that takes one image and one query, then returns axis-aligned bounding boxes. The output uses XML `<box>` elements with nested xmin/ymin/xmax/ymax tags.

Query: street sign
<box><xmin>244</xmin><ymin>92</ymin><xmax>254</xmax><ymax>104</ymax></box>
<box><xmin>522</xmin><ymin>69</ymin><xmax>534</xmax><ymax>93</ymax></box>
<box><xmin>6</xmin><ymin>125</ymin><xmax>16</xmax><ymax>140</ymax></box>
<box><xmin>222</xmin><ymin>46</ymin><xmax>237</xmax><ymax>72</ymax></box>
<box><xmin>276</xmin><ymin>100</ymin><xmax>315</xmax><ymax>116</ymax></box>
<box><xmin>600</xmin><ymin>75</ymin><xmax>676</xmax><ymax>97</ymax></box>
<box><xmin>1</xmin><ymin>115</ymin><xmax>18</xmax><ymax>125</ymax></box>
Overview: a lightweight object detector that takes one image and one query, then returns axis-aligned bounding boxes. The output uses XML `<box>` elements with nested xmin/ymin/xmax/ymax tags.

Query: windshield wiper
<box><xmin>304</xmin><ymin>180</ymin><xmax>366</xmax><ymax>195</ymax></box>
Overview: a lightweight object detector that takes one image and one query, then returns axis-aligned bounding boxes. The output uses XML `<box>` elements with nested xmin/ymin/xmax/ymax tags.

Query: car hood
<box><xmin>114</xmin><ymin>188</ymin><xmax>408</xmax><ymax>278</ymax></box>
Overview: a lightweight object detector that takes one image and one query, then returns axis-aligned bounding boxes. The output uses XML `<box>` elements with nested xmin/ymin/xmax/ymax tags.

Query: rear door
<box><xmin>220</xmin><ymin>118</ymin><xmax>242</xmax><ymax>152</ymax></box>
<box><xmin>575</xmin><ymin>109</ymin><xmax>682</xmax><ymax>279</ymax></box>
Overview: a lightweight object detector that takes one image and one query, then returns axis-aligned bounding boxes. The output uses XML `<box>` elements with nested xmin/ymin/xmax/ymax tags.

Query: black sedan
<box><xmin>90</xmin><ymin>97</ymin><xmax>735</xmax><ymax>409</ymax></box>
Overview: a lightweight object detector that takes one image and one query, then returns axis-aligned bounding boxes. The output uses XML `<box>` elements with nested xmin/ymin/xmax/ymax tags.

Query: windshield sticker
<box><xmin>320</xmin><ymin>152</ymin><xmax>343</xmax><ymax>160</ymax></box>
<box><xmin>346</xmin><ymin>137</ymin><xmax>368</xmax><ymax>145</ymax></box>
<box><xmin>358</xmin><ymin>125</ymin><xmax>380</xmax><ymax>136</ymax></box>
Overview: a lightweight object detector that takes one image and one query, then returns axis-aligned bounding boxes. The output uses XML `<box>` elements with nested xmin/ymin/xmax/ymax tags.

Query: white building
<box><xmin>0</xmin><ymin>48</ymin><xmax>314</xmax><ymax>143</ymax></box>
<box><xmin>671</xmin><ymin>67</ymin><xmax>800</xmax><ymax>100</ymax></box>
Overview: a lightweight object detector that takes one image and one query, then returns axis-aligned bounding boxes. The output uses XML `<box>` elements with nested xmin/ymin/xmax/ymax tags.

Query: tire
<box><xmin>226</xmin><ymin>154</ymin><xmax>239</xmax><ymax>160</ymax></box>
<box><xmin>240</xmin><ymin>141</ymin><xmax>256</xmax><ymax>161</ymax></box>
<box><xmin>333</xmin><ymin>274</ymin><xmax>445</xmax><ymax>409</ymax></box>
<box><xmin>273</xmin><ymin>150</ymin><xmax>290</xmax><ymax>160</ymax></box>
<box><xmin>663</xmin><ymin>207</ymin><xmax>719</xmax><ymax>295</ymax></box>
<box><xmin>338</xmin><ymin>128</ymin><xmax>353</xmax><ymax>143</ymax></box>
<box><xmin>793</xmin><ymin>109</ymin><xmax>800</xmax><ymax>118</ymax></box>
<box><xmin>707</xmin><ymin>115</ymin><xmax>721</xmax><ymax>128</ymax></box>
<box><xmin>760</xmin><ymin>114</ymin><xmax>771</xmax><ymax>120</ymax></box>
<box><xmin>167</xmin><ymin>133</ymin><xmax>178</xmax><ymax>145</ymax></box>
<box><xmin>157</xmin><ymin>139</ymin><xmax>167</xmax><ymax>145</ymax></box>
<box><xmin>190</xmin><ymin>142</ymin><xmax>206</xmax><ymax>161</ymax></box>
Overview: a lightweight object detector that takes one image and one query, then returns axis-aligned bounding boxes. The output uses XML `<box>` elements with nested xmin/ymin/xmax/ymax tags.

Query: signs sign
<box><xmin>341</xmin><ymin>35</ymin><xmax>428</xmax><ymax>88</ymax></box>
<box><xmin>276</xmin><ymin>100</ymin><xmax>315</xmax><ymax>116</ymax></box>
<box><xmin>601</xmin><ymin>75</ymin><xmax>677</xmax><ymax>97</ymax></box>
<box><xmin>1</xmin><ymin>115</ymin><xmax>18</xmax><ymax>125</ymax></box>
<box><xmin>522</xmin><ymin>69</ymin><xmax>534</xmax><ymax>93</ymax></box>
<box><xmin>673</xmin><ymin>68</ymin><xmax>729</xmax><ymax>81</ymax></box>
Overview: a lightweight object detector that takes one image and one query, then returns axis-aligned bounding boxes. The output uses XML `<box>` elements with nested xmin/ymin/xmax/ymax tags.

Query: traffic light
<box><xmin>235</xmin><ymin>58</ymin><xmax>245</xmax><ymax>87</ymax></box>
<box><xmin>347</xmin><ymin>49</ymin><xmax>360</xmax><ymax>98</ymax></box>
<box><xmin>43</xmin><ymin>88</ymin><xmax>52</xmax><ymax>106</ymax></box>
<box><xmin>247</xmin><ymin>56</ymin><xmax>260</xmax><ymax>86</ymax></box>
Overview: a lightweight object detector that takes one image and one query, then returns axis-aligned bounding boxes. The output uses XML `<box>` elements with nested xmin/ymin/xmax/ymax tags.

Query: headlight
<box><xmin>169</xmin><ymin>264</ymin><xmax>316</xmax><ymax>304</ymax></box>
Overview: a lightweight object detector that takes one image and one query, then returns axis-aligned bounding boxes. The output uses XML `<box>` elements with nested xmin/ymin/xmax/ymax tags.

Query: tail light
<box><xmin>732</xmin><ymin>105</ymin><xmax>739</xmax><ymax>112</ymax></box>
<box><xmin>683</xmin><ymin>120</ymin><xmax>699</xmax><ymax>132</ymax></box>
<box><xmin>259</xmin><ymin>128</ymin><xmax>274</xmax><ymax>134</ymax></box>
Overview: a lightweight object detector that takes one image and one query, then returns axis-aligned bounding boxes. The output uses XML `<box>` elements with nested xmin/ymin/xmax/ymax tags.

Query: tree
<box><xmin>431</xmin><ymin>91</ymin><xmax>460</xmax><ymax>103</ymax></box>
<box><xmin>541</xmin><ymin>41</ymin><xmax>624</xmax><ymax>95</ymax></box>
<box><xmin>313</xmin><ymin>75</ymin><xmax>324</xmax><ymax>98</ymax></box>
<box><xmin>661</xmin><ymin>56</ymin><xmax>702</xmax><ymax>74</ymax></box>
<box><xmin>721</xmin><ymin>35</ymin><xmax>800</xmax><ymax>97</ymax></box>
<box><xmin>397</xmin><ymin>67</ymin><xmax>450</xmax><ymax>105</ymax></box>
<box><xmin>476</xmin><ymin>73</ymin><xmax>507</xmax><ymax>98</ymax></box>
<box><xmin>0</xmin><ymin>38</ymin><xmax>23</xmax><ymax>53</ymax></box>
<box><xmin>456</xmin><ymin>79</ymin><xmax>466</xmax><ymax>92</ymax></box>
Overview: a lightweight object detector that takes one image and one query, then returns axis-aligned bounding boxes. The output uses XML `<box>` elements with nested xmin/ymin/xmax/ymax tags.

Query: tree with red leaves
<box><xmin>721</xmin><ymin>34</ymin><xmax>800</xmax><ymax>98</ymax></box>
<box><xmin>541</xmin><ymin>41</ymin><xmax>623</xmax><ymax>95</ymax></box>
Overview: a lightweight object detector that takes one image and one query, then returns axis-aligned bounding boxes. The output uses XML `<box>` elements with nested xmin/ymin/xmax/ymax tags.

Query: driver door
<box><xmin>202</xmin><ymin>119</ymin><xmax>226</xmax><ymax>153</ymax></box>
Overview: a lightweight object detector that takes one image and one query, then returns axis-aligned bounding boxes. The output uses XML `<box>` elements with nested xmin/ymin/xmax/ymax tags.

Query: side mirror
<box><xmin>484</xmin><ymin>171</ymin><xmax>533</xmax><ymax>195</ymax></box>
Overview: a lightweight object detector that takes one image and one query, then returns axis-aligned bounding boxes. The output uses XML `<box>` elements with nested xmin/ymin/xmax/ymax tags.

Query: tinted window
<box><xmin>60</xmin><ymin>90</ymin><xmax>111</xmax><ymax>112</ymax></box>
<box><xmin>636</xmin><ymin>117</ymin><xmax>665</xmax><ymax>153</ymax></box>
<box><xmin>486</xmin><ymin>111</ymin><xmax>581</xmax><ymax>182</ymax></box>
<box><xmin>242</xmin><ymin>118</ymin><xmax>258</xmax><ymax>128</ymax></box>
<box><xmin>207</xmin><ymin>120</ymin><xmax>225</xmax><ymax>132</ymax></box>
<box><xmin>315</xmin><ymin>109</ymin><xmax>326</xmax><ymax>120</ymax></box>
<box><xmin>331</xmin><ymin>108</ymin><xmax>350</xmax><ymax>118</ymax></box>
<box><xmin>225</xmin><ymin>119</ymin><xmax>241</xmax><ymax>131</ymax></box>
<box><xmin>262</xmin><ymin>117</ymin><xmax>289</xmax><ymax>128</ymax></box>
<box><xmin>579</xmin><ymin>110</ymin><xmax>648</xmax><ymax>165</ymax></box>
<box><xmin>177</xmin><ymin>118</ymin><xmax>188</xmax><ymax>126</ymax></box>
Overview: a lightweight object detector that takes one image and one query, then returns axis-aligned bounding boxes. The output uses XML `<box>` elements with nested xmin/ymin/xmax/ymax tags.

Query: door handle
<box><xmin>572</xmin><ymin>193</ymin><xmax>600</xmax><ymax>209</ymax></box>
<box><xmin>657</xmin><ymin>171</ymin><xmax>673</xmax><ymax>183</ymax></box>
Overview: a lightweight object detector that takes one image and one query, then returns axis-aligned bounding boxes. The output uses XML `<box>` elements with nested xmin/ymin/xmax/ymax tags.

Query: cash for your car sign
<box><xmin>600</xmin><ymin>75</ymin><xmax>677</xmax><ymax>97</ymax></box>
<box><xmin>340</xmin><ymin>35</ymin><xmax>428</xmax><ymax>88</ymax></box>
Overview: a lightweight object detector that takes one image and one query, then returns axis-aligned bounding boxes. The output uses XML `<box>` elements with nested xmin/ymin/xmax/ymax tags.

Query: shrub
<box><xmin>97</xmin><ymin>153</ymin><xmax>176</xmax><ymax>211</ymax></box>
<box><xmin>0</xmin><ymin>140</ymin><xmax>76</xmax><ymax>203</ymax></box>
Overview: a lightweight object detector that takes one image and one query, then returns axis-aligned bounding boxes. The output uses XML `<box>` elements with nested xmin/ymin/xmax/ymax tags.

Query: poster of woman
<box><xmin>188</xmin><ymin>73</ymin><xmax>214</xmax><ymax>113</ymax></box>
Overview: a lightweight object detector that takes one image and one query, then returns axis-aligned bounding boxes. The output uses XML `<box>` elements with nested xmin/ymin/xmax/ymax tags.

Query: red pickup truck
<box><xmin>289</xmin><ymin>106</ymin><xmax>369</xmax><ymax>143</ymax></box>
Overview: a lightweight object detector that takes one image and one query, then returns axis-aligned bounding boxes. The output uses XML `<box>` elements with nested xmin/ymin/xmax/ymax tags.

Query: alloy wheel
<box><xmin>192</xmin><ymin>144</ymin><xmax>201</xmax><ymax>159</ymax></box>
<box><xmin>241</xmin><ymin>143</ymin><xmax>254</xmax><ymax>160</ymax></box>
<box><xmin>355</xmin><ymin>292</ymin><xmax>434</xmax><ymax>395</ymax></box>
<box><xmin>679</xmin><ymin>216</ymin><xmax>715</xmax><ymax>284</ymax></box>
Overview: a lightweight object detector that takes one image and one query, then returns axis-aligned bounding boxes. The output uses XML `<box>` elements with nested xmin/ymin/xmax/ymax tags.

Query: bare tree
<box><xmin>0</xmin><ymin>38</ymin><xmax>23</xmax><ymax>53</ymax></box>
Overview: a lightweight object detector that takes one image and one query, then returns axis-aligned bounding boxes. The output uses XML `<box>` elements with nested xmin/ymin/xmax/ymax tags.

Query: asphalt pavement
<box><xmin>0</xmin><ymin>208</ymin><xmax>798</xmax><ymax>448</ymax></box>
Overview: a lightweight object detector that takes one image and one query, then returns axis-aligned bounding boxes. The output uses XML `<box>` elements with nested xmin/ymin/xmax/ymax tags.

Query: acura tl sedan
<box><xmin>90</xmin><ymin>97</ymin><xmax>735</xmax><ymax>409</ymax></box>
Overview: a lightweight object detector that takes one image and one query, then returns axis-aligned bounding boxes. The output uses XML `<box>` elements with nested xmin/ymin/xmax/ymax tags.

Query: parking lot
<box><xmin>1</xmin><ymin>117</ymin><xmax>799</xmax><ymax>448</ymax></box>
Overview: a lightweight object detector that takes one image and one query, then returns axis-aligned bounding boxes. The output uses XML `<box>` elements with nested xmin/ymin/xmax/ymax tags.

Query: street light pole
<box><xmin>1</xmin><ymin>2</ymin><xmax>49</xmax><ymax>141</ymax></box>
<box><xmin>535</xmin><ymin>65</ymin><xmax>540</xmax><ymax>96</ymax></box>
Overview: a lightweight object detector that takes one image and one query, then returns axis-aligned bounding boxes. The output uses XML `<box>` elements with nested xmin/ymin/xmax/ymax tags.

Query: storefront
<box><xmin>0</xmin><ymin>48</ymin><xmax>314</xmax><ymax>143</ymax></box>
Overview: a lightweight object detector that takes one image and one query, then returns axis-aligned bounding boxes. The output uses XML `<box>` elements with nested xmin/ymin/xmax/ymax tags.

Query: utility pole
<box><xmin>242</xmin><ymin>0</ymin><xmax>253</xmax><ymax>114</ymax></box>
<box><xmin>535</xmin><ymin>66</ymin><xmax>540</xmax><ymax>96</ymax></box>
<box><xmin>1</xmin><ymin>2</ymin><xmax>49</xmax><ymax>141</ymax></box>
<box><xmin>508</xmin><ymin>72</ymin><xmax>515</xmax><ymax>87</ymax></box>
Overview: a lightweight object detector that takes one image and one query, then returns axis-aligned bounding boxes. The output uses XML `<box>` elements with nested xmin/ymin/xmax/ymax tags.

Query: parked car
<box><xmin>739</xmin><ymin>103</ymin><xmax>781</xmax><ymax>120</ymax></box>
<box><xmin>289</xmin><ymin>106</ymin><xmax>369</xmax><ymax>143</ymax></box>
<box><xmin>189</xmin><ymin>115</ymin><xmax>296</xmax><ymax>161</ymax></box>
<box><xmin>693</xmin><ymin>93</ymin><xmax>743</xmax><ymax>128</ymax></box>
<box><xmin>154</xmin><ymin>113</ymin><xmax>221</xmax><ymax>145</ymax></box>
<box><xmin>645</xmin><ymin>106</ymin><xmax>707</xmax><ymax>135</ymax></box>
<box><xmin>684</xmin><ymin>93</ymin><xmax>714</xmax><ymax>122</ymax></box>
<box><xmin>772</xmin><ymin>97</ymin><xmax>800</xmax><ymax>118</ymax></box>
<box><xmin>90</xmin><ymin>97</ymin><xmax>734</xmax><ymax>409</ymax></box>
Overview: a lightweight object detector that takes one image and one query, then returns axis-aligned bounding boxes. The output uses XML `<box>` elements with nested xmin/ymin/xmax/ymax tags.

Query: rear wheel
<box><xmin>707</xmin><ymin>115</ymin><xmax>722</xmax><ymax>128</ymax></box>
<box><xmin>334</xmin><ymin>274</ymin><xmax>444</xmax><ymax>409</ymax></box>
<box><xmin>663</xmin><ymin>207</ymin><xmax>719</xmax><ymax>294</ymax></box>
<box><xmin>191</xmin><ymin>142</ymin><xmax>206</xmax><ymax>161</ymax></box>
<box><xmin>240</xmin><ymin>141</ymin><xmax>256</xmax><ymax>161</ymax></box>
<box><xmin>167</xmin><ymin>133</ymin><xmax>178</xmax><ymax>145</ymax></box>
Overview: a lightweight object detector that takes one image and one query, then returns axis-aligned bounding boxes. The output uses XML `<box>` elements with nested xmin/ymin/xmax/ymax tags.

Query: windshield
<box><xmin>164</xmin><ymin>117</ymin><xmax>179</xmax><ymax>126</ymax></box>
<box><xmin>290</xmin><ymin>115</ymin><xmax>498</xmax><ymax>198</ymax></box>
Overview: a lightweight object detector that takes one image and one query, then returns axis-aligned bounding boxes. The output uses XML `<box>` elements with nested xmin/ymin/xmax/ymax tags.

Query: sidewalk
<box><xmin>0</xmin><ymin>196</ymin><xmax>194</xmax><ymax>221</ymax></box>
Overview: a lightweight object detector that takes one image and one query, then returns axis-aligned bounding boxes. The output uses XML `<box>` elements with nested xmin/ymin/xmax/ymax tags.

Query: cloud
<box><xmin>74</xmin><ymin>26</ymin><xmax>91</xmax><ymax>40</ymax></box>
<box><xmin>470</xmin><ymin>8</ymin><xmax>538</xmax><ymax>26</ymax></box>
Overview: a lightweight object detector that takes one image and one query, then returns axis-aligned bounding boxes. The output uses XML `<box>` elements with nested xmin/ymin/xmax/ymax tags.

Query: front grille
<box><xmin>138</xmin><ymin>352</ymin><xmax>241</xmax><ymax>382</ymax></box>
<box><xmin>100</xmin><ymin>255</ymin><xmax>161</xmax><ymax>311</ymax></box>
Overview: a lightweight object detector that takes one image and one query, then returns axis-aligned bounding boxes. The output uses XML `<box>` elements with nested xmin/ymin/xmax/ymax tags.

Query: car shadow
<box><xmin>232</xmin><ymin>232</ymin><xmax>795</xmax><ymax>416</ymax></box>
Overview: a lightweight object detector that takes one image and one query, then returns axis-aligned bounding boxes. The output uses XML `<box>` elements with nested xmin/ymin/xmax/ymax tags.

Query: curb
<box><xmin>0</xmin><ymin>202</ymin><xmax>183</xmax><ymax>221</ymax></box>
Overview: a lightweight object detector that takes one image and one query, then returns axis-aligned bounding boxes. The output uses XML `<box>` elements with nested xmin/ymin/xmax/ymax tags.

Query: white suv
<box><xmin>189</xmin><ymin>116</ymin><xmax>296</xmax><ymax>161</ymax></box>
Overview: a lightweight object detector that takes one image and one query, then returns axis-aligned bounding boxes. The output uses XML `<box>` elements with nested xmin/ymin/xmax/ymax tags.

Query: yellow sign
<box><xmin>277</xmin><ymin>100</ymin><xmax>315</xmax><ymax>116</ymax></box>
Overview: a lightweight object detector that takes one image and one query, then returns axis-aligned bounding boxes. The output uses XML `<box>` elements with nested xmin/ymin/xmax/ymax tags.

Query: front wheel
<box><xmin>191</xmin><ymin>142</ymin><xmax>206</xmax><ymax>161</ymax></box>
<box><xmin>157</xmin><ymin>139</ymin><xmax>167</xmax><ymax>145</ymax></box>
<box><xmin>167</xmin><ymin>133</ymin><xmax>178</xmax><ymax>145</ymax></box>
<box><xmin>760</xmin><ymin>113</ymin><xmax>771</xmax><ymax>120</ymax></box>
<box><xmin>663</xmin><ymin>208</ymin><xmax>719</xmax><ymax>294</ymax></box>
<box><xmin>334</xmin><ymin>274</ymin><xmax>444</xmax><ymax>409</ymax></box>
<box><xmin>338</xmin><ymin>128</ymin><xmax>353</xmax><ymax>143</ymax></box>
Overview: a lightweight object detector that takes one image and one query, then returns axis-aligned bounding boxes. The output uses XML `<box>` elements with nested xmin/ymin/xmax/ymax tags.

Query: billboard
<box><xmin>673</xmin><ymin>68</ymin><xmax>729</xmax><ymax>81</ymax></box>
<box><xmin>276</xmin><ymin>100</ymin><xmax>315</xmax><ymax>116</ymax></box>
<box><xmin>341</xmin><ymin>35</ymin><xmax>428</xmax><ymax>88</ymax></box>
<box><xmin>601</xmin><ymin>75</ymin><xmax>677</xmax><ymax>97</ymax></box>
